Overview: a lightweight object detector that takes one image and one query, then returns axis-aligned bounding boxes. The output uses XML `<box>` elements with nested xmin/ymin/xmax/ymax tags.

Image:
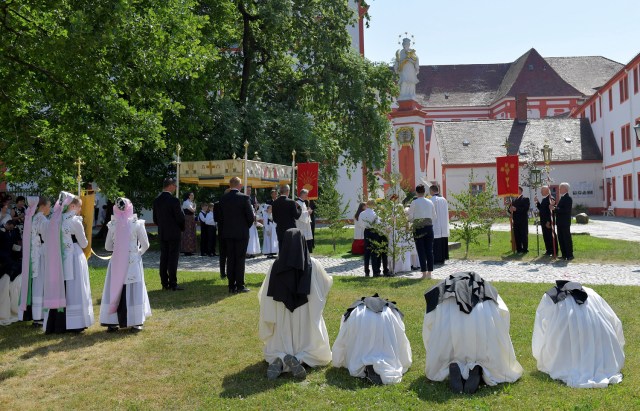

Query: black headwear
<box><xmin>266</xmin><ymin>228</ymin><xmax>312</xmax><ymax>312</ymax></box>
<box><xmin>424</xmin><ymin>272</ymin><xmax>499</xmax><ymax>314</ymax></box>
<box><xmin>545</xmin><ymin>280</ymin><xmax>588</xmax><ymax>305</ymax></box>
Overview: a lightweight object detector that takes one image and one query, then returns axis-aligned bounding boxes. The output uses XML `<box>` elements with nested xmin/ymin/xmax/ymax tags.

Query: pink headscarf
<box><xmin>19</xmin><ymin>196</ymin><xmax>40</xmax><ymax>312</ymax></box>
<box><xmin>43</xmin><ymin>192</ymin><xmax>74</xmax><ymax>309</ymax></box>
<box><xmin>108</xmin><ymin>197</ymin><xmax>134</xmax><ymax>314</ymax></box>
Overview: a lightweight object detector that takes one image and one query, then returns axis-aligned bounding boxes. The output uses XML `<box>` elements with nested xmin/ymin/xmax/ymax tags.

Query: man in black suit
<box><xmin>535</xmin><ymin>185</ymin><xmax>557</xmax><ymax>257</ymax></box>
<box><xmin>509</xmin><ymin>186</ymin><xmax>530</xmax><ymax>253</ymax></box>
<box><xmin>551</xmin><ymin>182</ymin><xmax>574</xmax><ymax>260</ymax></box>
<box><xmin>217</xmin><ymin>177</ymin><xmax>254</xmax><ymax>293</ymax></box>
<box><xmin>214</xmin><ymin>190</ymin><xmax>229</xmax><ymax>279</ymax></box>
<box><xmin>272</xmin><ymin>185</ymin><xmax>301</xmax><ymax>245</ymax></box>
<box><xmin>152</xmin><ymin>178</ymin><xmax>185</xmax><ymax>291</ymax></box>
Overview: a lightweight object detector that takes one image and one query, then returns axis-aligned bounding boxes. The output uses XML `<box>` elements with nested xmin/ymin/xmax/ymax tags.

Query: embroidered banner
<box><xmin>297</xmin><ymin>162</ymin><xmax>319</xmax><ymax>200</ymax></box>
<box><xmin>496</xmin><ymin>155</ymin><xmax>519</xmax><ymax>197</ymax></box>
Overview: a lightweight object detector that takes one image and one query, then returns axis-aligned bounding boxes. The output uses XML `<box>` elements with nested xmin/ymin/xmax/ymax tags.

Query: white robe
<box><xmin>19</xmin><ymin>212</ymin><xmax>48</xmax><ymax>321</ymax></box>
<box><xmin>332</xmin><ymin>304</ymin><xmax>412</xmax><ymax>384</ymax></box>
<box><xmin>261</xmin><ymin>212</ymin><xmax>278</xmax><ymax>255</ymax></box>
<box><xmin>61</xmin><ymin>213</ymin><xmax>94</xmax><ymax>330</ymax></box>
<box><xmin>258</xmin><ymin>258</ymin><xmax>332</xmax><ymax>369</ymax></box>
<box><xmin>388</xmin><ymin>228</ymin><xmax>413</xmax><ymax>273</ymax></box>
<box><xmin>0</xmin><ymin>274</ymin><xmax>21</xmax><ymax>326</ymax></box>
<box><xmin>247</xmin><ymin>222</ymin><xmax>261</xmax><ymax>255</ymax></box>
<box><xmin>353</xmin><ymin>218</ymin><xmax>365</xmax><ymax>241</ymax></box>
<box><xmin>532</xmin><ymin>287</ymin><xmax>625</xmax><ymax>388</ymax></box>
<box><xmin>431</xmin><ymin>195</ymin><xmax>450</xmax><ymax>239</ymax></box>
<box><xmin>423</xmin><ymin>296</ymin><xmax>523</xmax><ymax>386</ymax></box>
<box><xmin>99</xmin><ymin>216</ymin><xmax>152</xmax><ymax>327</ymax></box>
<box><xmin>295</xmin><ymin>200</ymin><xmax>313</xmax><ymax>240</ymax></box>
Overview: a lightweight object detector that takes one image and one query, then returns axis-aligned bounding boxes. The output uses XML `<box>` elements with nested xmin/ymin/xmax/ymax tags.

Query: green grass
<box><xmin>1</xmin><ymin>269</ymin><xmax>639</xmax><ymax>410</ymax></box>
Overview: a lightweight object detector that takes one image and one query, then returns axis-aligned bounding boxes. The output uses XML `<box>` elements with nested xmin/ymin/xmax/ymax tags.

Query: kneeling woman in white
<box><xmin>258</xmin><ymin>228</ymin><xmax>332</xmax><ymax>380</ymax></box>
<box><xmin>332</xmin><ymin>294</ymin><xmax>412</xmax><ymax>385</ymax></box>
<box><xmin>423</xmin><ymin>272</ymin><xmax>522</xmax><ymax>394</ymax></box>
<box><xmin>100</xmin><ymin>198</ymin><xmax>151</xmax><ymax>332</ymax></box>
<box><xmin>532</xmin><ymin>281</ymin><xmax>625</xmax><ymax>388</ymax></box>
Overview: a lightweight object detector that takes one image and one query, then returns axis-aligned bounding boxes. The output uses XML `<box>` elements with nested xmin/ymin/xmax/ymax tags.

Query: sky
<box><xmin>363</xmin><ymin>0</ymin><xmax>640</xmax><ymax>66</ymax></box>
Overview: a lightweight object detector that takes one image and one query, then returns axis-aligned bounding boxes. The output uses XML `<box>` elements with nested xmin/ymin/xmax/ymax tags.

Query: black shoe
<box><xmin>229</xmin><ymin>288</ymin><xmax>237</xmax><ymax>294</ymax></box>
<box><xmin>283</xmin><ymin>354</ymin><xmax>306</xmax><ymax>379</ymax></box>
<box><xmin>364</xmin><ymin>272</ymin><xmax>370</xmax><ymax>277</ymax></box>
<box><xmin>267</xmin><ymin>357</ymin><xmax>284</xmax><ymax>380</ymax></box>
<box><xmin>449</xmin><ymin>363</ymin><xmax>464</xmax><ymax>393</ymax></box>
<box><xmin>130</xmin><ymin>326</ymin><xmax>143</xmax><ymax>333</ymax></box>
<box><xmin>365</xmin><ymin>364</ymin><xmax>383</xmax><ymax>385</ymax></box>
<box><xmin>237</xmin><ymin>287</ymin><xmax>250</xmax><ymax>293</ymax></box>
<box><xmin>106</xmin><ymin>326</ymin><xmax>118</xmax><ymax>333</ymax></box>
<box><xmin>565</xmin><ymin>256</ymin><xmax>574</xmax><ymax>261</ymax></box>
<box><xmin>184</xmin><ymin>252</ymin><xmax>194</xmax><ymax>256</ymax></box>
<box><xmin>162</xmin><ymin>286</ymin><xmax>170</xmax><ymax>291</ymax></box>
<box><xmin>464</xmin><ymin>365</ymin><xmax>482</xmax><ymax>394</ymax></box>
<box><xmin>383</xmin><ymin>273</ymin><xmax>393</xmax><ymax>277</ymax></box>
<box><xmin>171</xmin><ymin>286</ymin><xmax>185</xmax><ymax>291</ymax></box>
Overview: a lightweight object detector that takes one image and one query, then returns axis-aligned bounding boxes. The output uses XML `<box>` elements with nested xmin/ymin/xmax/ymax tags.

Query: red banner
<box><xmin>297</xmin><ymin>162</ymin><xmax>319</xmax><ymax>200</ymax></box>
<box><xmin>496</xmin><ymin>155</ymin><xmax>519</xmax><ymax>197</ymax></box>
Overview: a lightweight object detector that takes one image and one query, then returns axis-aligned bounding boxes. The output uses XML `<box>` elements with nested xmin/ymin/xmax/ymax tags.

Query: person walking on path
<box><xmin>152</xmin><ymin>178</ymin><xmax>185</xmax><ymax>291</ymax></box>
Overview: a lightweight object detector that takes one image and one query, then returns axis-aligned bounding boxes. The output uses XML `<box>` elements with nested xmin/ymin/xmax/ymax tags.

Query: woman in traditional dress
<box><xmin>181</xmin><ymin>192</ymin><xmax>197</xmax><ymax>256</ymax></box>
<box><xmin>423</xmin><ymin>272</ymin><xmax>523</xmax><ymax>394</ymax></box>
<box><xmin>100</xmin><ymin>198</ymin><xmax>151</xmax><ymax>332</ymax></box>
<box><xmin>351</xmin><ymin>202</ymin><xmax>366</xmax><ymax>255</ymax></box>
<box><xmin>332</xmin><ymin>294</ymin><xmax>412</xmax><ymax>385</ymax></box>
<box><xmin>19</xmin><ymin>196</ymin><xmax>50</xmax><ymax>325</ymax></box>
<box><xmin>261</xmin><ymin>205</ymin><xmax>278</xmax><ymax>258</ymax></box>
<box><xmin>532</xmin><ymin>280</ymin><xmax>625</xmax><ymax>388</ymax></box>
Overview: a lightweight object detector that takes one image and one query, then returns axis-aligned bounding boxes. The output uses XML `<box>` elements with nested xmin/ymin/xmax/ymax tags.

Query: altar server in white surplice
<box><xmin>100</xmin><ymin>198</ymin><xmax>152</xmax><ymax>332</ymax></box>
<box><xmin>332</xmin><ymin>294</ymin><xmax>412</xmax><ymax>385</ymax></box>
<box><xmin>246</xmin><ymin>213</ymin><xmax>261</xmax><ymax>257</ymax></box>
<box><xmin>423</xmin><ymin>272</ymin><xmax>522</xmax><ymax>394</ymax></box>
<box><xmin>61</xmin><ymin>196</ymin><xmax>94</xmax><ymax>331</ymax></box>
<box><xmin>295</xmin><ymin>189</ymin><xmax>313</xmax><ymax>253</ymax></box>
<box><xmin>258</xmin><ymin>228</ymin><xmax>332</xmax><ymax>380</ymax></box>
<box><xmin>429</xmin><ymin>185</ymin><xmax>450</xmax><ymax>264</ymax></box>
<box><xmin>532</xmin><ymin>281</ymin><xmax>625</xmax><ymax>388</ymax></box>
<box><xmin>261</xmin><ymin>205</ymin><xmax>278</xmax><ymax>257</ymax></box>
<box><xmin>19</xmin><ymin>196</ymin><xmax>50</xmax><ymax>325</ymax></box>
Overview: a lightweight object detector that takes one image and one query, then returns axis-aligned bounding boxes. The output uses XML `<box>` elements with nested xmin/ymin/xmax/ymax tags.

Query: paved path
<box><xmin>90</xmin><ymin>251</ymin><xmax>640</xmax><ymax>286</ymax></box>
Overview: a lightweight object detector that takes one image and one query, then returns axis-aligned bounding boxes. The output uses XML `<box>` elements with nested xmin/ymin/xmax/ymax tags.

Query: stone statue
<box><xmin>394</xmin><ymin>38</ymin><xmax>419</xmax><ymax>101</ymax></box>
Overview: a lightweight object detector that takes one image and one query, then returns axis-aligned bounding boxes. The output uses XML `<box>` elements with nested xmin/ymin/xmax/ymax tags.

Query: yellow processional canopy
<box><xmin>179</xmin><ymin>158</ymin><xmax>293</xmax><ymax>189</ymax></box>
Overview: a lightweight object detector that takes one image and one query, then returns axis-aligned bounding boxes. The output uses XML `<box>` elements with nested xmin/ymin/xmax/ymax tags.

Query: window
<box><xmin>635</xmin><ymin>66</ymin><xmax>640</xmax><ymax>94</ymax></box>
<box><xmin>609</xmin><ymin>89</ymin><xmax>613</xmax><ymax>111</ymax></box>
<box><xmin>638</xmin><ymin>172</ymin><xmax>640</xmax><ymax>200</ymax></box>
<box><xmin>637</xmin><ymin>118</ymin><xmax>640</xmax><ymax>147</ymax></box>
<box><xmin>599</xmin><ymin>96</ymin><xmax>602</xmax><ymax>118</ymax></box>
<box><xmin>589</xmin><ymin>103</ymin><xmax>596</xmax><ymax>123</ymax></box>
<box><xmin>621</xmin><ymin>124</ymin><xmax>631</xmax><ymax>152</ymax></box>
<box><xmin>610</xmin><ymin>131</ymin><xmax>615</xmax><ymax>155</ymax></box>
<box><xmin>612</xmin><ymin>176</ymin><xmax>617</xmax><ymax>201</ymax></box>
<box><xmin>619</xmin><ymin>76</ymin><xmax>629</xmax><ymax>103</ymax></box>
<box><xmin>469</xmin><ymin>183</ymin><xmax>485</xmax><ymax>196</ymax></box>
<box><xmin>623</xmin><ymin>174</ymin><xmax>633</xmax><ymax>201</ymax></box>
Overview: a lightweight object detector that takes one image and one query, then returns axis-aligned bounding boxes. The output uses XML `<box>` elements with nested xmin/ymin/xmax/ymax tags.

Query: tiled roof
<box><xmin>433</xmin><ymin>118</ymin><xmax>601</xmax><ymax>165</ymax></box>
<box><xmin>414</xmin><ymin>49</ymin><xmax>623</xmax><ymax>108</ymax></box>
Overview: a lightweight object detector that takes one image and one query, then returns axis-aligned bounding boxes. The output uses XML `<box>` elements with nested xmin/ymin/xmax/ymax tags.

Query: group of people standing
<box><xmin>354</xmin><ymin>184</ymin><xmax>450</xmax><ymax>279</ymax></box>
<box><xmin>511</xmin><ymin>183</ymin><xmax>575</xmax><ymax>260</ymax></box>
<box><xmin>5</xmin><ymin>193</ymin><xmax>151</xmax><ymax>334</ymax></box>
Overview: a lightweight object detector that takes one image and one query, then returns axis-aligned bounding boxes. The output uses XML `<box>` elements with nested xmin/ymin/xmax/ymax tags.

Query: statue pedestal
<box><xmin>388</xmin><ymin>99</ymin><xmax>430</xmax><ymax>191</ymax></box>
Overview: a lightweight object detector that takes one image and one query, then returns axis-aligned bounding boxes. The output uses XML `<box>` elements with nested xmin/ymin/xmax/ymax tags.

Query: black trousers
<box><xmin>209</xmin><ymin>226</ymin><xmax>217</xmax><ymax>255</ymax></box>
<box><xmin>557</xmin><ymin>224</ymin><xmax>574</xmax><ymax>258</ymax></box>
<box><xmin>225</xmin><ymin>238</ymin><xmax>249</xmax><ymax>291</ymax></box>
<box><xmin>433</xmin><ymin>237</ymin><xmax>449</xmax><ymax>264</ymax></box>
<box><xmin>513</xmin><ymin>219</ymin><xmax>529</xmax><ymax>252</ymax></box>
<box><xmin>159</xmin><ymin>239</ymin><xmax>180</xmax><ymax>288</ymax></box>
<box><xmin>200</xmin><ymin>225</ymin><xmax>209</xmax><ymax>255</ymax></box>
<box><xmin>219</xmin><ymin>234</ymin><xmax>227</xmax><ymax>276</ymax></box>
<box><xmin>541</xmin><ymin>221</ymin><xmax>557</xmax><ymax>255</ymax></box>
<box><xmin>364</xmin><ymin>229</ymin><xmax>388</xmax><ymax>276</ymax></box>
<box><xmin>414</xmin><ymin>225</ymin><xmax>435</xmax><ymax>272</ymax></box>
<box><xmin>307</xmin><ymin>239</ymin><xmax>314</xmax><ymax>254</ymax></box>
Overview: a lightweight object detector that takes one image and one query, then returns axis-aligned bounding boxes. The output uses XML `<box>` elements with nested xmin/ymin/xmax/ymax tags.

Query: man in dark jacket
<box><xmin>214</xmin><ymin>189</ymin><xmax>230</xmax><ymax>279</ymax></box>
<box><xmin>509</xmin><ymin>186</ymin><xmax>530</xmax><ymax>254</ymax></box>
<box><xmin>551</xmin><ymin>182</ymin><xmax>574</xmax><ymax>260</ymax></box>
<box><xmin>535</xmin><ymin>185</ymin><xmax>557</xmax><ymax>256</ymax></box>
<box><xmin>217</xmin><ymin>177</ymin><xmax>254</xmax><ymax>293</ymax></box>
<box><xmin>272</xmin><ymin>185</ymin><xmax>301</xmax><ymax>245</ymax></box>
<box><xmin>152</xmin><ymin>178</ymin><xmax>185</xmax><ymax>291</ymax></box>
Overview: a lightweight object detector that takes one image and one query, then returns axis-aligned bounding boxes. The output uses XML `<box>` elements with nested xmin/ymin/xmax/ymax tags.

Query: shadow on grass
<box><xmin>324</xmin><ymin>366</ymin><xmax>370</xmax><ymax>390</ymax></box>
<box><xmin>219</xmin><ymin>361</ymin><xmax>293</xmax><ymax>398</ymax></box>
<box><xmin>408</xmin><ymin>375</ymin><xmax>518</xmax><ymax>403</ymax></box>
<box><xmin>147</xmin><ymin>278</ymin><xmax>234</xmax><ymax>311</ymax></box>
<box><xmin>19</xmin><ymin>327</ymin><xmax>137</xmax><ymax>360</ymax></box>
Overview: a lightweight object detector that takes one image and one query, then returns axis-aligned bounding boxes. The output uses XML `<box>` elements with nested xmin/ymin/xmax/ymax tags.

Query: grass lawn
<box><xmin>1</xmin><ymin>269</ymin><xmax>639</xmax><ymax>410</ymax></box>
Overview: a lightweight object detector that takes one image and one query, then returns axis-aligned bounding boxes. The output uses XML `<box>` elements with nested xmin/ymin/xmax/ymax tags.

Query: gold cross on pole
<box><xmin>74</xmin><ymin>157</ymin><xmax>85</xmax><ymax>195</ymax></box>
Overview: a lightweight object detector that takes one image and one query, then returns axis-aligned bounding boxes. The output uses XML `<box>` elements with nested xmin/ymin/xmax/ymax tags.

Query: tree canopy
<box><xmin>0</xmin><ymin>0</ymin><xmax>395</xmax><ymax>205</ymax></box>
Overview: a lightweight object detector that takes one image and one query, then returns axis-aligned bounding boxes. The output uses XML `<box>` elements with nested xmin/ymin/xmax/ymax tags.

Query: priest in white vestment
<box><xmin>332</xmin><ymin>294</ymin><xmax>412</xmax><ymax>385</ymax></box>
<box><xmin>423</xmin><ymin>272</ymin><xmax>523</xmax><ymax>394</ymax></box>
<box><xmin>258</xmin><ymin>228</ymin><xmax>332</xmax><ymax>380</ymax></box>
<box><xmin>532</xmin><ymin>280</ymin><xmax>625</xmax><ymax>388</ymax></box>
<box><xmin>429</xmin><ymin>185</ymin><xmax>450</xmax><ymax>264</ymax></box>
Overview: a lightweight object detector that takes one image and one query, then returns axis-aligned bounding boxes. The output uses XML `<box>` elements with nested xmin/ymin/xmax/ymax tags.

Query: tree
<box><xmin>315</xmin><ymin>176</ymin><xmax>349</xmax><ymax>253</ymax></box>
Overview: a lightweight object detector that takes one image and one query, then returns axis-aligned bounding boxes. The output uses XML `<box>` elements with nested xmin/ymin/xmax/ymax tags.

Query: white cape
<box><xmin>258</xmin><ymin>258</ymin><xmax>332</xmax><ymax>368</ymax></box>
<box><xmin>423</xmin><ymin>296</ymin><xmax>523</xmax><ymax>385</ymax></box>
<box><xmin>332</xmin><ymin>304</ymin><xmax>412</xmax><ymax>384</ymax></box>
<box><xmin>532</xmin><ymin>287</ymin><xmax>625</xmax><ymax>388</ymax></box>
